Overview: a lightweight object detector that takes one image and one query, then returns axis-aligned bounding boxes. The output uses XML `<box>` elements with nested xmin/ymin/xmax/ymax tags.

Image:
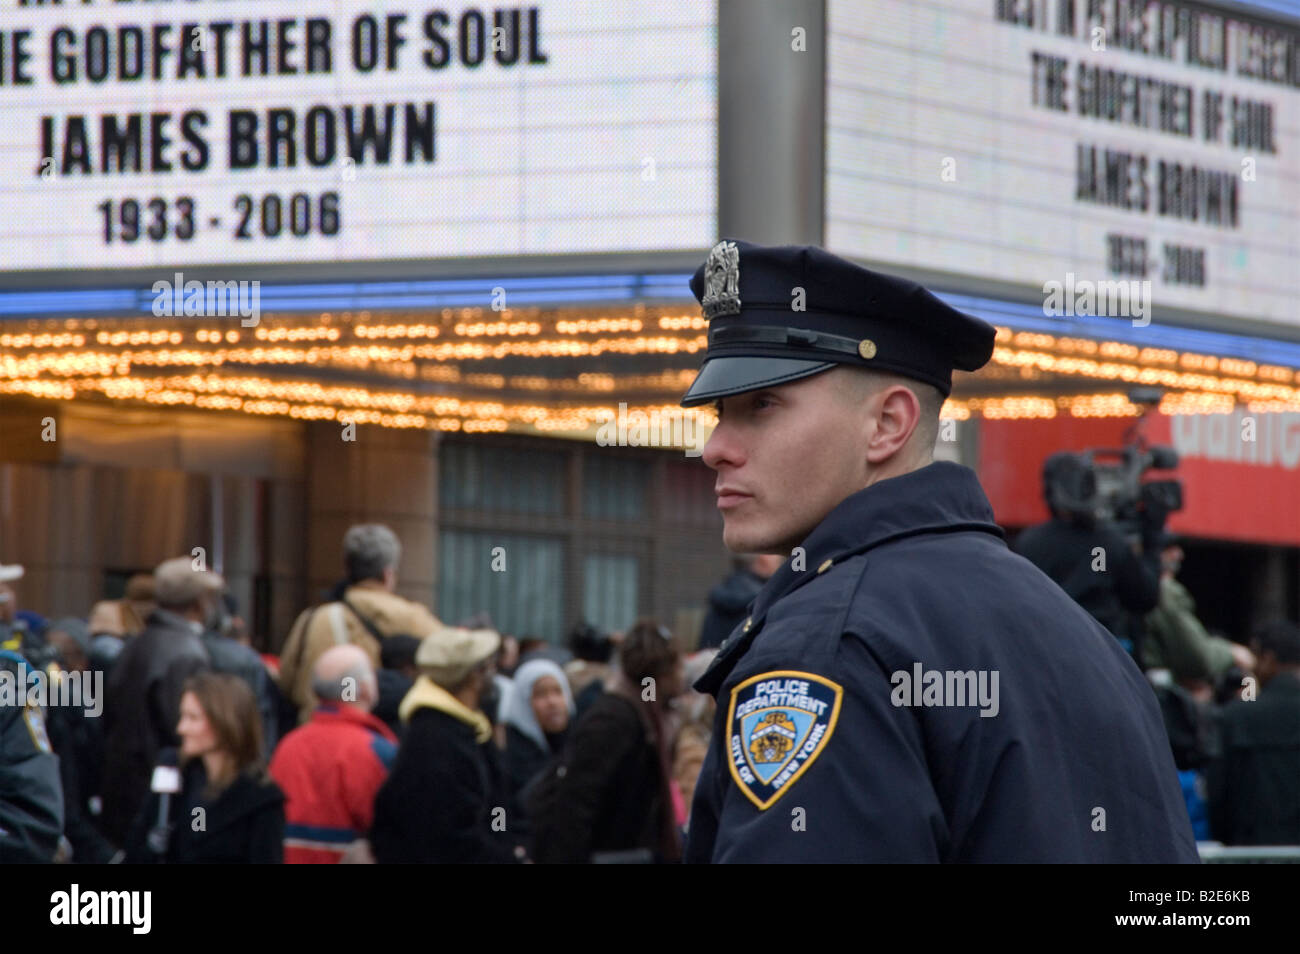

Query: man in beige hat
<box><xmin>370</xmin><ymin>623</ymin><xmax>518</xmax><ymax>863</ymax></box>
<box><xmin>279</xmin><ymin>524</ymin><xmax>440</xmax><ymax>725</ymax></box>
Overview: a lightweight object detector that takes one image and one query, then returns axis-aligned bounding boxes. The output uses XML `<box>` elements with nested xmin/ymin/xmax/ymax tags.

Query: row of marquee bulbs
<box><xmin>5</xmin><ymin>345</ymin><xmax>1298</xmax><ymax>408</ymax></box>
<box><xmin>1</xmin><ymin>372</ymin><xmax>1294</xmax><ymax>435</ymax></box>
<box><xmin>1</xmin><ymin>316</ymin><xmax>1294</xmax><ymax>381</ymax></box>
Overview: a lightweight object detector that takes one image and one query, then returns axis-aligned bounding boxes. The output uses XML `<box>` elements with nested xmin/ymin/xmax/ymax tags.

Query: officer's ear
<box><xmin>865</xmin><ymin>384</ymin><xmax>921</xmax><ymax>466</ymax></box>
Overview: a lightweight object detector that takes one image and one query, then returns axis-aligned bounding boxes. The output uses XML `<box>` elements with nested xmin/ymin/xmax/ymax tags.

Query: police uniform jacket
<box><xmin>0</xmin><ymin>649</ymin><xmax>64</xmax><ymax>862</ymax></box>
<box><xmin>685</xmin><ymin>462</ymin><xmax>1200</xmax><ymax>863</ymax></box>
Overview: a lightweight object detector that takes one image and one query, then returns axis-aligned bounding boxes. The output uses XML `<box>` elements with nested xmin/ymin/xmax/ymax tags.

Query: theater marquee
<box><xmin>0</xmin><ymin>1</ymin><xmax>717</xmax><ymax>275</ymax></box>
<box><xmin>826</xmin><ymin>0</ymin><xmax>1300</xmax><ymax>332</ymax></box>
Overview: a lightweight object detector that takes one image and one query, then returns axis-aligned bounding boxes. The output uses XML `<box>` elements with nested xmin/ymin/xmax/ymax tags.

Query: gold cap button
<box><xmin>858</xmin><ymin>339</ymin><xmax>877</xmax><ymax>360</ymax></box>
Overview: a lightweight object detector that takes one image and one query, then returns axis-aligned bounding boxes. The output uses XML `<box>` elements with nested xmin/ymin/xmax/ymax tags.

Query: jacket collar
<box><xmin>181</xmin><ymin>763</ymin><xmax>282</xmax><ymax>835</ymax></box>
<box><xmin>312</xmin><ymin>703</ymin><xmax>398</xmax><ymax>742</ymax></box>
<box><xmin>150</xmin><ymin>608</ymin><xmax>203</xmax><ymax>635</ymax></box>
<box><xmin>696</xmin><ymin>461</ymin><xmax>1003</xmax><ymax>696</ymax></box>
<box><xmin>398</xmin><ymin>675</ymin><xmax>493</xmax><ymax>743</ymax></box>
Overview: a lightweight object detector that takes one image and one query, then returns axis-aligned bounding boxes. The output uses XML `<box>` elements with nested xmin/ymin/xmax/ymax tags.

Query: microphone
<box><xmin>146</xmin><ymin>749</ymin><xmax>181</xmax><ymax>856</ymax></box>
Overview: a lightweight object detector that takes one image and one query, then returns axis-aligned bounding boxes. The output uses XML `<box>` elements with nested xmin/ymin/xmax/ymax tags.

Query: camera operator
<box><xmin>1145</xmin><ymin>539</ymin><xmax>1254</xmax><ymax>687</ymax></box>
<box><xmin>1015</xmin><ymin>452</ymin><xmax>1165</xmax><ymax>663</ymax></box>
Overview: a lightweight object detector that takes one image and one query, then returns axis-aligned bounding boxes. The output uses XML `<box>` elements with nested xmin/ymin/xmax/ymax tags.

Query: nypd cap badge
<box><xmin>726</xmin><ymin>670</ymin><xmax>842</xmax><ymax>810</ymax></box>
<box><xmin>700</xmin><ymin>240</ymin><xmax>742</xmax><ymax>319</ymax></box>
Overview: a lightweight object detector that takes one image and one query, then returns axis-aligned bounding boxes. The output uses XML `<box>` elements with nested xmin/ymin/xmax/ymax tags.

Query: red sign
<box><xmin>978</xmin><ymin>412</ymin><xmax>1300</xmax><ymax>546</ymax></box>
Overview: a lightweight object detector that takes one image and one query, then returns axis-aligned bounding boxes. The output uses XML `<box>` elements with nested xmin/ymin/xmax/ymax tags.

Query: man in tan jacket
<box><xmin>279</xmin><ymin>524</ymin><xmax>440</xmax><ymax>724</ymax></box>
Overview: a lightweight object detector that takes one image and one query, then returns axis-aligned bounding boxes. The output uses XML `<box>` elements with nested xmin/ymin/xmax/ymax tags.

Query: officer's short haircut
<box><xmin>343</xmin><ymin>524</ymin><xmax>401</xmax><ymax>584</ymax></box>
<box><xmin>1252</xmin><ymin>620</ymin><xmax>1300</xmax><ymax>665</ymax></box>
<box><xmin>834</xmin><ymin>367</ymin><xmax>943</xmax><ymax>456</ymax></box>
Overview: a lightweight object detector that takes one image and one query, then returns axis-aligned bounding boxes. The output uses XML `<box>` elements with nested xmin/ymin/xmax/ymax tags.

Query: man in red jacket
<box><xmin>269</xmin><ymin>644</ymin><xmax>396</xmax><ymax>863</ymax></box>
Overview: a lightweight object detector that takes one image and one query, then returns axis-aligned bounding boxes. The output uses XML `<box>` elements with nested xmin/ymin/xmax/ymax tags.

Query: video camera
<box><xmin>1043</xmin><ymin>388</ymin><xmax>1183</xmax><ymax>533</ymax></box>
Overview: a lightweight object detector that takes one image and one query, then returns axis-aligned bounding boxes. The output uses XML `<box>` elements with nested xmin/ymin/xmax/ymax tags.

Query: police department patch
<box><xmin>726</xmin><ymin>670</ymin><xmax>842</xmax><ymax>810</ymax></box>
<box><xmin>22</xmin><ymin>703</ymin><xmax>51</xmax><ymax>754</ymax></box>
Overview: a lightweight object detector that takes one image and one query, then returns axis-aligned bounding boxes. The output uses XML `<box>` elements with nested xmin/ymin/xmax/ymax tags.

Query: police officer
<box><xmin>680</xmin><ymin>240</ymin><xmax>1199</xmax><ymax>863</ymax></box>
<box><xmin>0</xmin><ymin>647</ymin><xmax>64</xmax><ymax>862</ymax></box>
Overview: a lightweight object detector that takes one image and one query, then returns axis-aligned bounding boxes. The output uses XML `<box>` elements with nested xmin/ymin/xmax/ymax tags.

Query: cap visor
<box><xmin>679</xmin><ymin>356</ymin><xmax>836</xmax><ymax>407</ymax></box>
<box><xmin>471</xmin><ymin>629</ymin><xmax>502</xmax><ymax>664</ymax></box>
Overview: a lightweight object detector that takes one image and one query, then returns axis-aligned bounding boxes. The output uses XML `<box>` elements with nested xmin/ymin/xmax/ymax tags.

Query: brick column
<box><xmin>303</xmin><ymin>422</ymin><xmax>439</xmax><ymax>613</ymax></box>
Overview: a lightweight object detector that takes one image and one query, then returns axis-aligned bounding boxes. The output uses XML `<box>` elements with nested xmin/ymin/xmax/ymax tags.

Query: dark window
<box><xmin>582</xmin><ymin>454</ymin><xmax>649</xmax><ymax>520</ymax></box>
<box><xmin>582</xmin><ymin>553</ymin><xmax>639</xmax><ymax>634</ymax></box>
<box><xmin>438</xmin><ymin>530</ymin><xmax>564</xmax><ymax>641</ymax></box>
<box><xmin>440</xmin><ymin>443</ymin><xmax>565</xmax><ymax>514</ymax></box>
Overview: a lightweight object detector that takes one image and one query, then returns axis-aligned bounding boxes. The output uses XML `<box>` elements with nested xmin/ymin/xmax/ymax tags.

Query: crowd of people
<box><xmin>0</xmin><ymin>524</ymin><xmax>718</xmax><ymax>863</ymax></box>
<box><xmin>2</xmin><ymin>508</ymin><xmax>1297</xmax><ymax>863</ymax></box>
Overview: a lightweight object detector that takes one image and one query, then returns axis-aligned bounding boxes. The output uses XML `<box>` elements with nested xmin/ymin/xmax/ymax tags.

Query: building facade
<box><xmin>1</xmin><ymin>0</ymin><xmax>1297</xmax><ymax>648</ymax></box>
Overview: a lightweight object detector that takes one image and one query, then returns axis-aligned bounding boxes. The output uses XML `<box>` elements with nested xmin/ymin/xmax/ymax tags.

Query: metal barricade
<box><xmin>1197</xmin><ymin>843</ymin><xmax>1300</xmax><ymax>863</ymax></box>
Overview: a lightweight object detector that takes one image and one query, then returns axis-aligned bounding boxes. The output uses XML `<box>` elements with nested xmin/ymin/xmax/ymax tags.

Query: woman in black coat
<box><xmin>126</xmin><ymin>672</ymin><xmax>283</xmax><ymax>864</ymax></box>
<box><xmin>529</xmin><ymin>621</ymin><xmax>686</xmax><ymax>863</ymax></box>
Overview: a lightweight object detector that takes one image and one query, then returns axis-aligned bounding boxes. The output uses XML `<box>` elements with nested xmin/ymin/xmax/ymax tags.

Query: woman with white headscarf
<box><xmin>503</xmin><ymin>658</ymin><xmax>574</xmax><ymax>838</ymax></box>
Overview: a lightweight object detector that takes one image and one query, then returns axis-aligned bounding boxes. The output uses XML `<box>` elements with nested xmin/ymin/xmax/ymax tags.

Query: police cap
<box><xmin>679</xmin><ymin>240</ymin><xmax>996</xmax><ymax>407</ymax></box>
